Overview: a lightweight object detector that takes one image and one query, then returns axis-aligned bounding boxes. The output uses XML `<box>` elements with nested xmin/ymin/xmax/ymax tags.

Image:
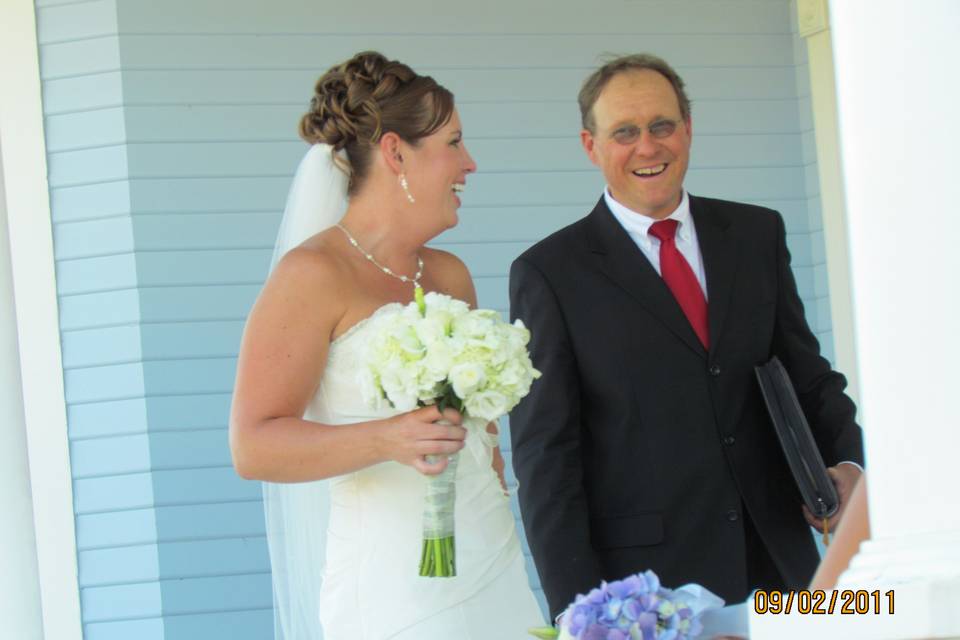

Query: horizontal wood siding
<box><xmin>36</xmin><ymin>1</ymin><xmax>164</xmax><ymax>636</ymax></box>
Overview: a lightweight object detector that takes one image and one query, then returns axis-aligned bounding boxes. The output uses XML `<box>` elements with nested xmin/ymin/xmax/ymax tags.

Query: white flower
<box><xmin>464</xmin><ymin>390</ymin><xmax>509</xmax><ymax>422</ymax></box>
<box><xmin>453</xmin><ymin>311</ymin><xmax>497</xmax><ymax>339</ymax></box>
<box><xmin>416</xmin><ymin>313</ymin><xmax>450</xmax><ymax>345</ymax></box>
<box><xmin>379</xmin><ymin>365</ymin><xmax>419</xmax><ymax>411</ymax></box>
<box><xmin>388</xmin><ymin>322</ymin><xmax>424</xmax><ymax>358</ymax></box>
<box><xmin>449</xmin><ymin>362</ymin><xmax>486</xmax><ymax>398</ymax></box>
<box><xmin>359</xmin><ymin>292</ymin><xmax>540</xmax><ymax>422</ymax></box>
<box><xmin>480</xmin><ymin>329</ymin><xmax>506</xmax><ymax>356</ymax></box>
<box><xmin>421</xmin><ymin>340</ymin><xmax>455</xmax><ymax>382</ymax></box>
<box><xmin>497</xmin><ymin>360</ymin><xmax>524</xmax><ymax>388</ymax></box>
<box><xmin>424</xmin><ymin>292</ymin><xmax>470</xmax><ymax>315</ymax></box>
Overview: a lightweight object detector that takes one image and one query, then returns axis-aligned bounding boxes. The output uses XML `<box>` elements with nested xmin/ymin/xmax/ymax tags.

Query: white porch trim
<box><xmin>0</xmin><ymin>1</ymin><xmax>83</xmax><ymax>639</ymax></box>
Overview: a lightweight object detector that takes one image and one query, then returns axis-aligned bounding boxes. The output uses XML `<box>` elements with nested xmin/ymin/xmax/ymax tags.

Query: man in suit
<box><xmin>508</xmin><ymin>54</ymin><xmax>864</xmax><ymax>620</ymax></box>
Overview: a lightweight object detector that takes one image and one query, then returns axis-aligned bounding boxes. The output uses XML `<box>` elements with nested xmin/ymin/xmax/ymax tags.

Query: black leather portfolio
<box><xmin>754</xmin><ymin>356</ymin><xmax>839</xmax><ymax>519</ymax></box>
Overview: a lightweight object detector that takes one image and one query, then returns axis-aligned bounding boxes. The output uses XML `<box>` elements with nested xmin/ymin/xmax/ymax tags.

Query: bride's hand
<box><xmin>380</xmin><ymin>406</ymin><xmax>467</xmax><ymax>475</ymax></box>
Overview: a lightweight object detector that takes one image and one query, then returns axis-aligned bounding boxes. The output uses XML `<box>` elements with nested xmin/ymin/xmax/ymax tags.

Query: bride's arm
<box><xmin>489</xmin><ymin>423</ymin><xmax>509</xmax><ymax>493</ymax></box>
<box><xmin>809</xmin><ymin>475</ymin><xmax>870</xmax><ymax>590</ymax></box>
<box><xmin>229</xmin><ymin>246</ymin><xmax>466</xmax><ymax>483</ymax></box>
<box><xmin>426</xmin><ymin>248</ymin><xmax>509</xmax><ymax>491</ymax></box>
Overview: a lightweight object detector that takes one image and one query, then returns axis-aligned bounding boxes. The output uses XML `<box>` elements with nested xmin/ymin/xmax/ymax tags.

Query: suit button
<box><xmin>723</xmin><ymin>435</ymin><xmax>736</xmax><ymax>446</ymax></box>
<box><xmin>709</xmin><ymin>364</ymin><xmax>721</xmax><ymax>377</ymax></box>
<box><xmin>726</xmin><ymin>510</ymin><xmax>739</xmax><ymax>522</ymax></box>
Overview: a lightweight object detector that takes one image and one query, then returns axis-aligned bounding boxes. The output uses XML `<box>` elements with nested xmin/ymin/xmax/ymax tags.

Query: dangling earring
<box><xmin>399</xmin><ymin>173</ymin><xmax>416</xmax><ymax>204</ymax></box>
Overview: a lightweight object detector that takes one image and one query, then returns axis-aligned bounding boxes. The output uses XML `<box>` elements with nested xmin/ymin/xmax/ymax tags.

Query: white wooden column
<box><xmin>796</xmin><ymin>0</ymin><xmax>860</xmax><ymax>403</ymax></box>
<box><xmin>0</xmin><ymin>132</ymin><xmax>45</xmax><ymax>640</ymax></box>
<box><xmin>0</xmin><ymin>1</ymin><xmax>83</xmax><ymax>639</ymax></box>
<box><xmin>751</xmin><ymin>1</ymin><xmax>960</xmax><ymax>637</ymax></box>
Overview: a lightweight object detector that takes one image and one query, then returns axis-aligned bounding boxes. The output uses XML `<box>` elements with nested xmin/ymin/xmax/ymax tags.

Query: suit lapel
<box><xmin>585</xmin><ymin>198</ymin><xmax>706</xmax><ymax>359</ymax></box>
<box><xmin>689</xmin><ymin>196</ymin><xmax>738</xmax><ymax>357</ymax></box>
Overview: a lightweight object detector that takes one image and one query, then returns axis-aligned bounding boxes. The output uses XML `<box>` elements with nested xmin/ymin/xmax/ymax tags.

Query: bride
<box><xmin>229</xmin><ymin>51</ymin><xmax>545</xmax><ymax>639</ymax></box>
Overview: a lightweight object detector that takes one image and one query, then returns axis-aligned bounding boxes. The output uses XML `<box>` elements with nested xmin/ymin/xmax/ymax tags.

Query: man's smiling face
<box><xmin>581</xmin><ymin>69</ymin><xmax>692</xmax><ymax>219</ymax></box>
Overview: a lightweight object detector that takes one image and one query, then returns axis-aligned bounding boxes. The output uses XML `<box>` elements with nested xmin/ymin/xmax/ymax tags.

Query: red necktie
<box><xmin>649</xmin><ymin>220</ymin><xmax>709</xmax><ymax>348</ymax></box>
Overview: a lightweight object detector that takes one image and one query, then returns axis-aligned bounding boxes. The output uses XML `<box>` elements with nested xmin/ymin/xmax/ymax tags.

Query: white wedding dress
<box><xmin>305</xmin><ymin>305</ymin><xmax>545</xmax><ymax>639</ymax></box>
<box><xmin>263</xmin><ymin>144</ymin><xmax>543</xmax><ymax>639</ymax></box>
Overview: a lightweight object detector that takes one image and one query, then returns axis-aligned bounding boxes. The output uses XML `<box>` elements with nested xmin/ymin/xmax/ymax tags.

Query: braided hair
<box><xmin>299</xmin><ymin>51</ymin><xmax>454</xmax><ymax>195</ymax></box>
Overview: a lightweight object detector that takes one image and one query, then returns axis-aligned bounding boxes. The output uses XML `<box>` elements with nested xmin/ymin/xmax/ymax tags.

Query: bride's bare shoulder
<box><xmin>256</xmin><ymin>230</ymin><xmax>354</xmax><ymax>329</ymax></box>
<box><xmin>423</xmin><ymin>247</ymin><xmax>477</xmax><ymax>306</ymax></box>
<box><xmin>271</xmin><ymin>230</ymin><xmax>350</xmax><ymax>288</ymax></box>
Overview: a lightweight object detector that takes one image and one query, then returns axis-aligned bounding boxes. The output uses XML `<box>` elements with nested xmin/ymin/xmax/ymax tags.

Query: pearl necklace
<box><xmin>335</xmin><ymin>223</ymin><xmax>424</xmax><ymax>289</ymax></box>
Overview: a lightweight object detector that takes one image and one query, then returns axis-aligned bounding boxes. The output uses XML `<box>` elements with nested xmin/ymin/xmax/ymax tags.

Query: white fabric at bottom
<box><xmin>388</xmin><ymin>552</ymin><xmax>543</xmax><ymax>640</ymax></box>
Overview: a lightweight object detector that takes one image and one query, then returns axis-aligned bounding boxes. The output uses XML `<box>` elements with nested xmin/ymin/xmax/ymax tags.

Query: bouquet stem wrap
<box><xmin>419</xmin><ymin>438</ymin><xmax>460</xmax><ymax>577</ymax></box>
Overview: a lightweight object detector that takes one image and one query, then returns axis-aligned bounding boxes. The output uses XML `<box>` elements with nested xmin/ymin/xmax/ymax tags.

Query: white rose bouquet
<box><xmin>358</xmin><ymin>289</ymin><xmax>541</xmax><ymax>577</ymax></box>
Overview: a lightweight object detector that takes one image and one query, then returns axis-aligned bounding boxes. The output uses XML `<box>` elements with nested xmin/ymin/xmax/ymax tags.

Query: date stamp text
<box><xmin>753</xmin><ymin>590</ymin><xmax>895</xmax><ymax>615</ymax></box>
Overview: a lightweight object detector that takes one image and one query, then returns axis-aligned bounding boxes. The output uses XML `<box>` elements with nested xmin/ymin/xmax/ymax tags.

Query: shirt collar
<box><xmin>603</xmin><ymin>188</ymin><xmax>692</xmax><ymax>243</ymax></box>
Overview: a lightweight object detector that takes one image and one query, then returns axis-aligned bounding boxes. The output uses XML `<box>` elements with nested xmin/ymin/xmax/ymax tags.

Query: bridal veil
<box><xmin>263</xmin><ymin>144</ymin><xmax>348</xmax><ymax>640</ymax></box>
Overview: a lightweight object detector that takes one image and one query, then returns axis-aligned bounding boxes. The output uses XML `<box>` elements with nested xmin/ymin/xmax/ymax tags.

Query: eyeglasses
<box><xmin>610</xmin><ymin>118</ymin><xmax>682</xmax><ymax>145</ymax></box>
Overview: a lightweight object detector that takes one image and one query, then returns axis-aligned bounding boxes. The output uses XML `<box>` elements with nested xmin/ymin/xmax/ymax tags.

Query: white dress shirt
<box><xmin>603</xmin><ymin>188</ymin><xmax>708</xmax><ymax>298</ymax></box>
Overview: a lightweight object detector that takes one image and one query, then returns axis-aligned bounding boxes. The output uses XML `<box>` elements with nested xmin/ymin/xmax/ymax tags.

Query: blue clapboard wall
<box><xmin>36</xmin><ymin>0</ymin><xmax>831</xmax><ymax>637</ymax></box>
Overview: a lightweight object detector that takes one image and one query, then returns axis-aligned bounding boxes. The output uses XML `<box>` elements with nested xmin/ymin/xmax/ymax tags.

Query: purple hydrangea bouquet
<box><xmin>529</xmin><ymin>570</ymin><xmax>725</xmax><ymax>640</ymax></box>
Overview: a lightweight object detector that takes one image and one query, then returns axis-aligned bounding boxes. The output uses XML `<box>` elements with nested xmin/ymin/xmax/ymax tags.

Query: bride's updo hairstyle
<box><xmin>299</xmin><ymin>51</ymin><xmax>455</xmax><ymax>195</ymax></box>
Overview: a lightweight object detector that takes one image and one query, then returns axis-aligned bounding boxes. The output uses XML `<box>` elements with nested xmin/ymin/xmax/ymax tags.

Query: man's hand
<box><xmin>803</xmin><ymin>462</ymin><xmax>862</xmax><ymax>533</ymax></box>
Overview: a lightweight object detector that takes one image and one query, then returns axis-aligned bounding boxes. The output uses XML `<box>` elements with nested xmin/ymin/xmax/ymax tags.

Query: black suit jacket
<box><xmin>508</xmin><ymin>195</ymin><xmax>863</xmax><ymax>619</ymax></box>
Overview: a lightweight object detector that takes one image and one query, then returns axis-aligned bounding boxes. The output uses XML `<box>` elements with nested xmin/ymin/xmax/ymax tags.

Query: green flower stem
<box><xmin>414</xmin><ymin>285</ymin><xmax>426</xmax><ymax>316</ymax></box>
<box><xmin>419</xmin><ymin>536</ymin><xmax>456</xmax><ymax>577</ymax></box>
